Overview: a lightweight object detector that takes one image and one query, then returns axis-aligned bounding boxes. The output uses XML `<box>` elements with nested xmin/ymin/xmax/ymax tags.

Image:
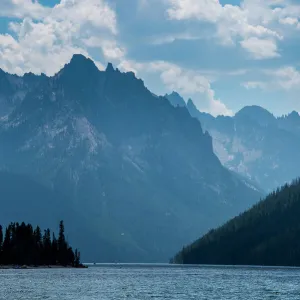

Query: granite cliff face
<box><xmin>0</xmin><ymin>55</ymin><xmax>262</xmax><ymax>262</ymax></box>
<box><xmin>167</xmin><ymin>93</ymin><xmax>300</xmax><ymax>192</ymax></box>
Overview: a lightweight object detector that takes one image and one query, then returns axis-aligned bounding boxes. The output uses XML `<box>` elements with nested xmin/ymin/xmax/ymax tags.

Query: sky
<box><xmin>0</xmin><ymin>0</ymin><xmax>300</xmax><ymax>116</ymax></box>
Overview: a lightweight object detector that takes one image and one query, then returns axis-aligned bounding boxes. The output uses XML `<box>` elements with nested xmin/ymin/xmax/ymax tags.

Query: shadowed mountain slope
<box><xmin>0</xmin><ymin>55</ymin><xmax>262</xmax><ymax>262</ymax></box>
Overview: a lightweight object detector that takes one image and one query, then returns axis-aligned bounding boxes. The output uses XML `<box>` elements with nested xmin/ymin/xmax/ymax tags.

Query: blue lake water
<box><xmin>1</xmin><ymin>264</ymin><xmax>300</xmax><ymax>299</ymax></box>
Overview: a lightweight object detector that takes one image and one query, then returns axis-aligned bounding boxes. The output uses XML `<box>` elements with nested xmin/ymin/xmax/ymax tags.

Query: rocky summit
<box><xmin>166</xmin><ymin>93</ymin><xmax>300</xmax><ymax>193</ymax></box>
<box><xmin>0</xmin><ymin>55</ymin><xmax>262</xmax><ymax>262</ymax></box>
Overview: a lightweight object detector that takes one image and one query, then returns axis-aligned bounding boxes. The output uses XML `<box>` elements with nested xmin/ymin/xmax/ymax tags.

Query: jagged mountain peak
<box><xmin>22</xmin><ymin>72</ymin><xmax>48</xmax><ymax>86</ymax></box>
<box><xmin>187</xmin><ymin>98</ymin><xmax>196</xmax><ymax>109</ymax></box>
<box><xmin>70</xmin><ymin>53</ymin><xmax>96</xmax><ymax>66</ymax></box>
<box><xmin>165</xmin><ymin>91</ymin><xmax>186</xmax><ymax>108</ymax></box>
<box><xmin>169</xmin><ymin>91</ymin><xmax>182</xmax><ymax>99</ymax></box>
<box><xmin>105</xmin><ymin>62</ymin><xmax>139</xmax><ymax>81</ymax></box>
<box><xmin>186</xmin><ymin>99</ymin><xmax>203</xmax><ymax>117</ymax></box>
<box><xmin>286</xmin><ymin>110</ymin><xmax>300</xmax><ymax>120</ymax></box>
<box><xmin>187</xmin><ymin>98</ymin><xmax>193</xmax><ymax>104</ymax></box>
<box><xmin>0</xmin><ymin>55</ymin><xmax>264</xmax><ymax>262</ymax></box>
<box><xmin>57</xmin><ymin>54</ymin><xmax>100</xmax><ymax>79</ymax></box>
<box><xmin>106</xmin><ymin>62</ymin><xmax>115</xmax><ymax>73</ymax></box>
<box><xmin>24</xmin><ymin>71</ymin><xmax>37</xmax><ymax>77</ymax></box>
<box><xmin>187</xmin><ymin>101</ymin><xmax>300</xmax><ymax>192</ymax></box>
<box><xmin>0</xmin><ymin>68</ymin><xmax>6</xmax><ymax>76</ymax></box>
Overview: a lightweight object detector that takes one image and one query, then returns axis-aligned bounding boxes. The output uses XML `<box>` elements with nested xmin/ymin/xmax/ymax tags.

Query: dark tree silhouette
<box><xmin>43</xmin><ymin>229</ymin><xmax>52</xmax><ymax>265</ymax></box>
<box><xmin>0</xmin><ymin>225</ymin><xmax>3</xmax><ymax>264</ymax></box>
<box><xmin>2</xmin><ymin>225</ymin><xmax>12</xmax><ymax>264</ymax></box>
<box><xmin>51</xmin><ymin>233</ymin><xmax>58</xmax><ymax>265</ymax></box>
<box><xmin>172</xmin><ymin>179</ymin><xmax>300</xmax><ymax>267</ymax></box>
<box><xmin>0</xmin><ymin>221</ymin><xmax>81</xmax><ymax>267</ymax></box>
<box><xmin>58</xmin><ymin>220</ymin><xmax>68</xmax><ymax>266</ymax></box>
<box><xmin>74</xmin><ymin>249</ymin><xmax>81</xmax><ymax>267</ymax></box>
<box><xmin>34</xmin><ymin>225</ymin><xmax>43</xmax><ymax>266</ymax></box>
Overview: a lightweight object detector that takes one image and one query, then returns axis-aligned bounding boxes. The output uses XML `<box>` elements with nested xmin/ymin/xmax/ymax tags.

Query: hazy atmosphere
<box><xmin>1</xmin><ymin>1</ymin><xmax>300</xmax><ymax>299</ymax></box>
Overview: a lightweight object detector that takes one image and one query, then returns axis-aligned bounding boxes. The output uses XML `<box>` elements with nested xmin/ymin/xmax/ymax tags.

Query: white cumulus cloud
<box><xmin>0</xmin><ymin>0</ymin><xmax>49</xmax><ymax>19</ymax></box>
<box><xmin>166</xmin><ymin>0</ymin><xmax>299</xmax><ymax>59</ymax></box>
<box><xmin>242</xmin><ymin>67</ymin><xmax>300</xmax><ymax>91</ymax></box>
<box><xmin>0</xmin><ymin>0</ymin><xmax>118</xmax><ymax>75</ymax></box>
<box><xmin>240</xmin><ymin>37</ymin><xmax>280</xmax><ymax>59</ymax></box>
<box><xmin>119</xmin><ymin>59</ymin><xmax>233</xmax><ymax>117</ymax></box>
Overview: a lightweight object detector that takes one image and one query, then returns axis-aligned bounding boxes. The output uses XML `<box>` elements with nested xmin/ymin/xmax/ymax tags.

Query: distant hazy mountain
<box><xmin>164</xmin><ymin>92</ymin><xmax>186</xmax><ymax>108</ymax></box>
<box><xmin>172</xmin><ymin>179</ymin><xmax>300</xmax><ymax>267</ymax></box>
<box><xmin>0</xmin><ymin>55</ymin><xmax>262</xmax><ymax>262</ymax></box>
<box><xmin>166</xmin><ymin>94</ymin><xmax>300</xmax><ymax>192</ymax></box>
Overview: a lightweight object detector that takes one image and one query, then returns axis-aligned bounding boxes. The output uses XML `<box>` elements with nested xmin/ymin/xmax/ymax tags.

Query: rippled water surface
<box><xmin>1</xmin><ymin>264</ymin><xmax>300</xmax><ymax>299</ymax></box>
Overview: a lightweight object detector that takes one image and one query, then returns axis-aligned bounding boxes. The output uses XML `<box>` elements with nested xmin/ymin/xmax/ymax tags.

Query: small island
<box><xmin>0</xmin><ymin>220</ymin><xmax>86</xmax><ymax>269</ymax></box>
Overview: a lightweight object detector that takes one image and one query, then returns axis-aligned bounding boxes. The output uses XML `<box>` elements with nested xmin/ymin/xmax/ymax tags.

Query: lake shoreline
<box><xmin>0</xmin><ymin>265</ymin><xmax>88</xmax><ymax>270</ymax></box>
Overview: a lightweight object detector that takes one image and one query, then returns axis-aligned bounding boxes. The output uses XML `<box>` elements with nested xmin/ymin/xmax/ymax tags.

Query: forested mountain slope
<box><xmin>173</xmin><ymin>179</ymin><xmax>300</xmax><ymax>266</ymax></box>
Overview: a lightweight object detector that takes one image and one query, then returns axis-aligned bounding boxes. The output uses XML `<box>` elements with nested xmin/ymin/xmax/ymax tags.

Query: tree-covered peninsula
<box><xmin>0</xmin><ymin>220</ymin><xmax>82</xmax><ymax>268</ymax></box>
<box><xmin>172</xmin><ymin>179</ymin><xmax>300</xmax><ymax>267</ymax></box>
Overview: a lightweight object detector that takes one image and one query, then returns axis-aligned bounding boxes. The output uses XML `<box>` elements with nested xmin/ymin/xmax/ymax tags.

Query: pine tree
<box><xmin>0</xmin><ymin>225</ymin><xmax>3</xmax><ymax>264</ymax></box>
<box><xmin>16</xmin><ymin>222</ymin><xmax>26</xmax><ymax>265</ymax></box>
<box><xmin>51</xmin><ymin>233</ymin><xmax>58</xmax><ymax>265</ymax></box>
<box><xmin>33</xmin><ymin>226</ymin><xmax>43</xmax><ymax>265</ymax></box>
<box><xmin>67</xmin><ymin>246</ymin><xmax>75</xmax><ymax>266</ymax></box>
<box><xmin>42</xmin><ymin>229</ymin><xmax>52</xmax><ymax>265</ymax></box>
<box><xmin>10</xmin><ymin>223</ymin><xmax>17</xmax><ymax>264</ymax></box>
<box><xmin>4</xmin><ymin>225</ymin><xmax>12</xmax><ymax>264</ymax></box>
<box><xmin>0</xmin><ymin>221</ymin><xmax>78</xmax><ymax>267</ymax></box>
<box><xmin>74</xmin><ymin>249</ymin><xmax>81</xmax><ymax>267</ymax></box>
<box><xmin>26</xmin><ymin>224</ymin><xmax>34</xmax><ymax>265</ymax></box>
<box><xmin>58</xmin><ymin>220</ymin><xmax>68</xmax><ymax>266</ymax></box>
<box><xmin>2</xmin><ymin>225</ymin><xmax>12</xmax><ymax>264</ymax></box>
<box><xmin>58</xmin><ymin>221</ymin><xmax>65</xmax><ymax>247</ymax></box>
<box><xmin>0</xmin><ymin>225</ymin><xmax>3</xmax><ymax>249</ymax></box>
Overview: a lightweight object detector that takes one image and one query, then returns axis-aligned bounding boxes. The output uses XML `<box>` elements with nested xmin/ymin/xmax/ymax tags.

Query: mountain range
<box><xmin>166</xmin><ymin>92</ymin><xmax>300</xmax><ymax>192</ymax></box>
<box><xmin>0</xmin><ymin>54</ymin><xmax>262</xmax><ymax>262</ymax></box>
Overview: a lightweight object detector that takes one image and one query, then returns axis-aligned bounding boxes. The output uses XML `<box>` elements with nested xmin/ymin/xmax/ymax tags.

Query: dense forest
<box><xmin>0</xmin><ymin>220</ymin><xmax>81</xmax><ymax>267</ymax></box>
<box><xmin>172</xmin><ymin>179</ymin><xmax>300</xmax><ymax>267</ymax></box>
